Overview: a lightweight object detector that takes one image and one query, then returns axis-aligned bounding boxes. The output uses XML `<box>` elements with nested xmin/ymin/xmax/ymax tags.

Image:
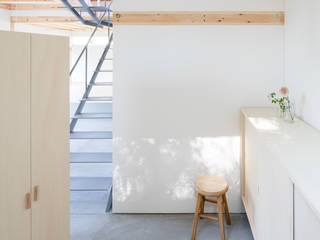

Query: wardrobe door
<box><xmin>31</xmin><ymin>33</ymin><xmax>69</xmax><ymax>240</ymax></box>
<box><xmin>0</xmin><ymin>31</ymin><xmax>31</xmax><ymax>240</ymax></box>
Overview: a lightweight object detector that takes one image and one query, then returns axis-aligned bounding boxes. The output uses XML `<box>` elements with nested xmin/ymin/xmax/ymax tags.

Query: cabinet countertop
<box><xmin>242</xmin><ymin>107</ymin><xmax>320</xmax><ymax>220</ymax></box>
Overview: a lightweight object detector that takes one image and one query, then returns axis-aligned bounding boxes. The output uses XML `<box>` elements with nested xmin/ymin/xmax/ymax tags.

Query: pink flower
<box><xmin>279</xmin><ymin>87</ymin><xmax>289</xmax><ymax>97</ymax></box>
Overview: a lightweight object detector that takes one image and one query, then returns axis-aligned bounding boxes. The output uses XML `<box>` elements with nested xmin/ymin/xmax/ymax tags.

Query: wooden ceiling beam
<box><xmin>11</xmin><ymin>15</ymin><xmax>112</xmax><ymax>23</ymax></box>
<box><xmin>0</xmin><ymin>3</ymin><xmax>11</xmax><ymax>9</ymax></box>
<box><xmin>0</xmin><ymin>0</ymin><xmax>109</xmax><ymax>3</ymax></box>
<box><xmin>11</xmin><ymin>16</ymin><xmax>107</xmax><ymax>31</ymax></box>
<box><xmin>0</xmin><ymin>0</ymin><xmax>110</xmax><ymax>10</ymax></box>
<box><xmin>11</xmin><ymin>4</ymin><xmax>64</xmax><ymax>10</ymax></box>
<box><xmin>11</xmin><ymin>16</ymin><xmax>82</xmax><ymax>23</ymax></box>
<box><xmin>30</xmin><ymin>23</ymin><xmax>72</xmax><ymax>31</ymax></box>
<box><xmin>8</xmin><ymin>1</ymin><xmax>110</xmax><ymax>10</ymax></box>
<box><xmin>113</xmin><ymin>11</ymin><xmax>285</xmax><ymax>25</ymax></box>
<box><xmin>0</xmin><ymin>0</ymin><xmax>84</xmax><ymax>6</ymax></box>
<box><xmin>27</xmin><ymin>22</ymin><xmax>97</xmax><ymax>31</ymax></box>
<box><xmin>0</xmin><ymin>0</ymin><xmax>59</xmax><ymax>2</ymax></box>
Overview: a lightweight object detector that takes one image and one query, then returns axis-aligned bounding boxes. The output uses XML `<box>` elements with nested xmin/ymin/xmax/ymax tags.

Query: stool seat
<box><xmin>195</xmin><ymin>175</ymin><xmax>228</xmax><ymax>197</ymax></box>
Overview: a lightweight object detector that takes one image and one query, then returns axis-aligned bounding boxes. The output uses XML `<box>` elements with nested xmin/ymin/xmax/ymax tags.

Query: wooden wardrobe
<box><xmin>0</xmin><ymin>30</ymin><xmax>69</xmax><ymax>240</ymax></box>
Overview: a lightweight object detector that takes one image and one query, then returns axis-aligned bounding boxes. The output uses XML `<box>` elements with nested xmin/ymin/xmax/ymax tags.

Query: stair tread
<box><xmin>72</xmin><ymin>113</ymin><xmax>112</xmax><ymax>119</ymax></box>
<box><xmin>70</xmin><ymin>152</ymin><xmax>112</xmax><ymax>163</ymax></box>
<box><xmin>96</xmin><ymin>69</ymin><xmax>113</xmax><ymax>72</ymax></box>
<box><xmin>70</xmin><ymin>131</ymin><xmax>112</xmax><ymax>139</ymax></box>
<box><xmin>70</xmin><ymin>177</ymin><xmax>112</xmax><ymax>191</ymax></box>
<box><xmin>70</xmin><ymin>190</ymin><xmax>112</xmax><ymax>214</ymax></box>
<box><xmin>73</xmin><ymin>6</ymin><xmax>109</xmax><ymax>10</ymax></box>
<box><xmin>70</xmin><ymin>163</ymin><xmax>112</xmax><ymax>178</ymax></box>
<box><xmin>70</xmin><ymin>201</ymin><xmax>108</xmax><ymax>214</ymax></box>
<box><xmin>82</xmin><ymin>97</ymin><xmax>112</xmax><ymax>102</ymax></box>
<box><xmin>89</xmin><ymin>82</ymin><xmax>113</xmax><ymax>86</ymax></box>
<box><xmin>70</xmin><ymin>190</ymin><xmax>108</xmax><ymax>202</ymax></box>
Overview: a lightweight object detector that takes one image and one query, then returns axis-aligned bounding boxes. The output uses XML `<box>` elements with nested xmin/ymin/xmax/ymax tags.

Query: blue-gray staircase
<box><xmin>64</xmin><ymin>0</ymin><xmax>113</xmax><ymax>214</ymax></box>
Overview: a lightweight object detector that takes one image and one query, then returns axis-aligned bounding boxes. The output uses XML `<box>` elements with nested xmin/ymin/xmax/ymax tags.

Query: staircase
<box><xmin>63</xmin><ymin>0</ymin><xmax>113</xmax><ymax>214</ymax></box>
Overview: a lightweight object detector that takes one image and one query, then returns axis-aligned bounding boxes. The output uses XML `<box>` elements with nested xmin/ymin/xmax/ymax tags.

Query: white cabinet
<box><xmin>294</xmin><ymin>188</ymin><xmax>320</xmax><ymax>240</ymax></box>
<box><xmin>242</xmin><ymin>108</ymin><xmax>320</xmax><ymax>240</ymax></box>
<box><xmin>0</xmin><ymin>31</ymin><xmax>69</xmax><ymax>240</ymax></box>
<box><xmin>241</xmin><ymin>108</ymin><xmax>320</xmax><ymax>240</ymax></box>
<box><xmin>241</xmin><ymin>109</ymin><xmax>293</xmax><ymax>240</ymax></box>
<box><xmin>258</xmin><ymin>150</ymin><xmax>293</xmax><ymax>240</ymax></box>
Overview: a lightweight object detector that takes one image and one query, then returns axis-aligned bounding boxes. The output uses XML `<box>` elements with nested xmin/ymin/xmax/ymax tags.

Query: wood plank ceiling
<box><xmin>2</xmin><ymin>0</ymin><xmax>112</xmax><ymax>32</ymax></box>
<box><xmin>1</xmin><ymin>0</ymin><xmax>285</xmax><ymax>32</ymax></box>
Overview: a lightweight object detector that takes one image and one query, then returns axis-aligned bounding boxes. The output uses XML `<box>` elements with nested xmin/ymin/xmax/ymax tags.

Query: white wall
<box><xmin>285</xmin><ymin>0</ymin><xmax>320</xmax><ymax>130</ymax></box>
<box><xmin>0</xmin><ymin>9</ymin><xmax>10</xmax><ymax>30</ymax></box>
<box><xmin>113</xmin><ymin>0</ymin><xmax>284</xmax><ymax>213</ymax></box>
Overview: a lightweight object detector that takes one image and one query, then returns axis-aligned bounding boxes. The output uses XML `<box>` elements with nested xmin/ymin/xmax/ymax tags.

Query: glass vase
<box><xmin>284</xmin><ymin>102</ymin><xmax>295</xmax><ymax>123</ymax></box>
<box><xmin>278</xmin><ymin>106</ymin><xmax>286</xmax><ymax>118</ymax></box>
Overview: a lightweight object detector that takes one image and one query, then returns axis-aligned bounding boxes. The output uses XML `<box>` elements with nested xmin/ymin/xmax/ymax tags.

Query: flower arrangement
<box><xmin>268</xmin><ymin>87</ymin><xmax>295</xmax><ymax>122</ymax></box>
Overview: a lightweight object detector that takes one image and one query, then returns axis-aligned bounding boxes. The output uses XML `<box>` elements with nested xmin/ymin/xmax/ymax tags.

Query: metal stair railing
<box><xmin>65</xmin><ymin>0</ymin><xmax>113</xmax><ymax>132</ymax></box>
<box><xmin>70</xmin><ymin>33</ymin><xmax>113</xmax><ymax>132</ymax></box>
<box><xmin>69</xmin><ymin>4</ymin><xmax>111</xmax><ymax>75</ymax></box>
<box><xmin>64</xmin><ymin>0</ymin><xmax>113</xmax><ymax>214</ymax></box>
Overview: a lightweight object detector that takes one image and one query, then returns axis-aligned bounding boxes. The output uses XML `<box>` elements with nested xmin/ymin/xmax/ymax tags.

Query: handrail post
<box><xmin>85</xmin><ymin>47</ymin><xmax>88</xmax><ymax>99</ymax></box>
<box><xmin>108</xmin><ymin>5</ymin><xmax>110</xmax><ymax>37</ymax></box>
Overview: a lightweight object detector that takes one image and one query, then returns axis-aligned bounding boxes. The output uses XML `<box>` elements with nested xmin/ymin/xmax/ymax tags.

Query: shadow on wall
<box><xmin>113</xmin><ymin>136</ymin><xmax>242</xmax><ymax>213</ymax></box>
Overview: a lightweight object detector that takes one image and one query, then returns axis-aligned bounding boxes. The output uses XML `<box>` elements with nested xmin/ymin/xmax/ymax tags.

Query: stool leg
<box><xmin>191</xmin><ymin>194</ymin><xmax>202</xmax><ymax>240</ymax></box>
<box><xmin>223</xmin><ymin>194</ymin><xmax>231</xmax><ymax>225</ymax></box>
<box><xmin>217</xmin><ymin>196</ymin><xmax>225</xmax><ymax>240</ymax></box>
<box><xmin>199</xmin><ymin>195</ymin><xmax>205</xmax><ymax>218</ymax></box>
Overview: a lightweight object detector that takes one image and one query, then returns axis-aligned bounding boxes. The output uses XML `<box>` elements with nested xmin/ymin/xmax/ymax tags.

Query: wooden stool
<box><xmin>191</xmin><ymin>175</ymin><xmax>231</xmax><ymax>240</ymax></box>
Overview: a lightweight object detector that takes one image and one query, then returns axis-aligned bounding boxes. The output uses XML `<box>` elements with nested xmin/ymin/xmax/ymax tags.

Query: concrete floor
<box><xmin>71</xmin><ymin>213</ymin><xmax>253</xmax><ymax>240</ymax></box>
<box><xmin>69</xmin><ymin>105</ymin><xmax>253</xmax><ymax>240</ymax></box>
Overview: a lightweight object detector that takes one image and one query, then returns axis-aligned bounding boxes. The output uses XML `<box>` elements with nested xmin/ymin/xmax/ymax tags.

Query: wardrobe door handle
<box><xmin>34</xmin><ymin>186</ymin><xmax>39</xmax><ymax>201</ymax></box>
<box><xmin>25</xmin><ymin>193</ymin><xmax>31</xmax><ymax>209</ymax></box>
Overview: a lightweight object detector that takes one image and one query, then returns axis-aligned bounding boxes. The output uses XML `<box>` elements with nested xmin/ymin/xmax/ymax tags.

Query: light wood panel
<box><xmin>0</xmin><ymin>30</ymin><xmax>31</xmax><ymax>240</ymax></box>
<box><xmin>113</xmin><ymin>11</ymin><xmax>285</xmax><ymax>25</ymax></box>
<box><xmin>242</xmin><ymin>114</ymin><xmax>258</xmax><ymax>239</ymax></box>
<box><xmin>241</xmin><ymin>112</ymin><xmax>246</xmax><ymax>199</ymax></box>
<box><xmin>31</xmin><ymin>33</ymin><xmax>69</xmax><ymax>240</ymax></box>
